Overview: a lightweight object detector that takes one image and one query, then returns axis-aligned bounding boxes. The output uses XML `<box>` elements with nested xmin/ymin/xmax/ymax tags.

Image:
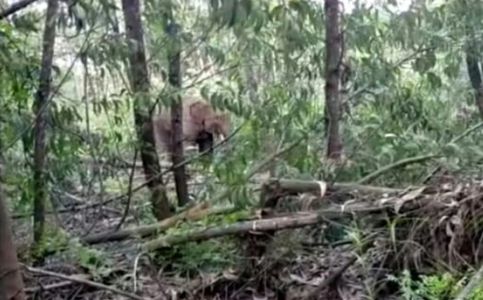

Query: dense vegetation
<box><xmin>2</xmin><ymin>0</ymin><xmax>483</xmax><ymax>299</ymax></box>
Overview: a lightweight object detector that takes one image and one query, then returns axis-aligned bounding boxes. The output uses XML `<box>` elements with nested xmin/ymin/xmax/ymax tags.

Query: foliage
<box><xmin>388</xmin><ymin>270</ymin><xmax>483</xmax><ymax>300</ymax></box>
<box><xmin>155</xmin><ymin>239</ymin><xmax>238</xmax><ymax>274</ymax></box>
<box><xmin>151</xmin><ymin>209</ymin><xmax>248</xmax><ymax>273</ymax></box>
<box><xmin>5</xmin><ymin>0</ymin><xmax>483</xmax><ymax>297</ymax></box>
<box><xmin>7</xmin><ymin>0</ymin><xmax>483</xmax><ymax>210</ymax></box>
<box><xmin>70</xmin><ymin>240</ymin><xmax>114</xmax><ymax>280</ymax></box>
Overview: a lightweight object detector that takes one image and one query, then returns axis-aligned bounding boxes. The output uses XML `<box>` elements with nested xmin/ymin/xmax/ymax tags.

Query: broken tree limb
<box><xmin>273</xmin><ymin>179</ymin><xmax>405</xmax><ymax>195</ymax></box>
<box><xmin>82</xmin><ymin>202</ymin><xmax>234</xmax><ymax>244</ymax></box>
<box><xmin>83</xmin><ymin>178</ymin><xmax>408</xmax><ymax>245</ymax></box>
<box><xmin>259</xmin><ymin>178</ymin><xmax>406</xmax><ymax>209</ymax></box>
<box><xmin>143</xmin><ymin>214</ymin><xmax>326</xmax><ymax>251</ymax></box>
<box><xmin>143</xmin><ymin>202</ymin><xmax>392</xmax><ymax>251</ymax></box>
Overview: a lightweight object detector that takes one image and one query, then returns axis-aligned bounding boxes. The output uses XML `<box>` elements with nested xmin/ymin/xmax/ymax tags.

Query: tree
<box><xmin>121</xmin><ymin>0</ymin><xmax>172</xmax><ymax>220</ymax></box>
<box><xmin>32</xmin><ymin>0</ymin><xmax>59</xmax><ymax>245</ymax></box>
<box><xmin>465</xmin><ymin>39</ymin><xmax>483</xmax><ymax>119</ymax></box>
<box><xmin>0</xmin><ymin>134</ymin><xmax>25</xmax><ymax>300</ymax></box>
<box><xmin>0</xmin><ymin>187</ymin><xmax>25</xmax><ymax>300</ymax></box>
<box><xmin>465</xmin><ymin>52</ymin><xmax>483</xmax><ymax>118</ymax></box>
<box><xmin>166</xmin><ymin>19</ymin><xmax>190</xmax><ymax>207</ymax></box>
<box><xmin>324</xmin><ymin>0</ymin><xmax>343</xmax><ymax>160</ymax></box>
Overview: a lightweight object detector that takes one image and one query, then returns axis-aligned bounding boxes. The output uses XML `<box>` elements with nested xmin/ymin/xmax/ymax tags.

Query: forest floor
<box><xmin>11</xmin><ymin>165</ymin><xmax>483</xmax><ymax>300</ymax></box>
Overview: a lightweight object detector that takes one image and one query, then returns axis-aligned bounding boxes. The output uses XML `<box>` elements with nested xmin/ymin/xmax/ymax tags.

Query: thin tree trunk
<box><xmin>32</xmin><ymin>0</ymin><xmax>59</xmax><ymax>245</ymax></box>
<box><xmin>121</xmin><ymin>0</ymin><xmax>172</xmax><ymax>220</ymax></box>
<box><xmin>0</xmin><ymin>130</ymin><xmax>25</xmax><ymax>300</ymax></box>
<box><xmin>166</xmin><ymin>21</ymin><xmax>189</xmax><ymax>207</ymax></box>
<box><xmin>324</xmin><ymin>0</ymin><xmax>343</xmax><ymax>160</ymax></box>
<box><xmin>465</xmin><ymin>45</ymin><xmax>483</xmax><ymax>119</ymax></box>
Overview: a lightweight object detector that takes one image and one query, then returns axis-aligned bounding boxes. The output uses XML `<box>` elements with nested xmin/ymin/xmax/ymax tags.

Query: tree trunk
<box><xmin>121</xmin><ymin>0</ymin><xmax>172</xmax><ymax>220</ymax></box>
<box><xmin>32</xmin><ymin>0</ymin><xmax>59</xmax><ymax>245</ymax></box>
<box><xmin>166</xmin><ymin>21</ymin><xmax>189</xmax><ymax>207</ymax></box>
<box><xmin>324</xmin><ymin>0</ymin><xmax>343</xmax><ymax>160</ymax></box>
<box><xmin>465</xmin><ymin>45</ymin><xmax>483</xmax><ymax>119</ymax></box>
<box><xmin>0</xmin><ymin>185</ymin><xmax>25</xmax><ymax>300</ymax></box>
<box><xmin>0</xmin><ymin>129</ymin><xmax>25</xmax><ymax>300</ymax></box>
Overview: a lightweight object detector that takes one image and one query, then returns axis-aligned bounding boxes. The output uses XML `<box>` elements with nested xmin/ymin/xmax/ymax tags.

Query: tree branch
<box><xmin>24</xmin><ymin>265</ymin><xmax>146</xmax><ymax>300</ymax></box>
<box><xmin>0</xmin><ymin>0</ymin><xmax>38</xmax><ymax>19</ymax></box>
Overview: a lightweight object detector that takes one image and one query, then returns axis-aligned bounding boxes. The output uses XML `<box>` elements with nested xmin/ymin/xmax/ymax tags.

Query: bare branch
<box><xmin>24</xmin><ymin>265</ymin><xmax>147</xmax><ymax>300</ymax></box>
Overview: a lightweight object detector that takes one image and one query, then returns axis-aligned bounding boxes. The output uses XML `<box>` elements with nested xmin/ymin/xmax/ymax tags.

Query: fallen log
<box><xmin>82</xmin><ymin>202</ymin><xmax>234</xmax><ymax>244</ymax></box>
<box><xmin>258</xmin><ymin>178</ymin><xmax>408</xmax><ymax>210</ymax></box>
<box><xmin>271</xmin><ymin>178</ymin><xmax>405</xmax><ymax>195</ymax></box>
<box><xmin>83</xmin><ymin>181</ymin><xmax>405</xmax><ymax>245</ymax></box>
<box><xmin>143</xmin><ymin>200</ymin><xmax>395</xmax><ymax>251</ymax></box>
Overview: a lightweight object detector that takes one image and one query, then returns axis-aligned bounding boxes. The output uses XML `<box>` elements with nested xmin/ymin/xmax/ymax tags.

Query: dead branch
<box><xmin>82</xmin><ymin>202</ymin><xmax>234</xmax><ymax>244</ymax></box>
<box><xmin>272</xmin><ymin>178</ymin><xmax>405</xmax><ymax>195</ymax></box>
<box><xmin>258</xmin><ymin>178</ymin><xmax>405</xmax><ymax>210</ymax></box>
<box><xmin>24</xmin><ymin>265</ymin><xmax>147</xmax><ymax>300</ymax></box>
<box><xmin>83</xmin><ymin>178</ymin><xmax>406</xmax><ymax>245</ymax></box>
<box><xmin>143</xmin><ymin>202</ymin><xmax>392</xmax><ymax>251</ymax></box>
<box><xmin>143</xmin><ymin>214</ymin><xmax>325</xmax><ymax>251</ymax></box>
<box><xmin>25</xmin><ymin>280</ymin><xmax>74</xmax><ymax>293</ymax></box>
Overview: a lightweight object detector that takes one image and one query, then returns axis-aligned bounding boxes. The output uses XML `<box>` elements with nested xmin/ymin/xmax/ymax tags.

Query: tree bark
<box><xmin>324</xmin><ymin>0</ymin><xmax>343</xmax><ymax>160</ymax></box>
<box><xmin>121</xmin><ymin>0</ymin><xmax>172</xmax><ymax>220</ymax></box>
<box><xmin>0</xmin><ymin>129</ymin><xmax>25</xmax><ymax>300</ymax></box>
<box><xmin>32</xmin><ymin>0</ymin><xmax>59</xmax><ymax>245</ymax></box>
<box><xmin>166</xmin><ymin>21</ymin><xmax>189</xmax><ymax>207</ymax></box>
<box><xmin>0</xmin><ymin>188</ymin><xmax>25</xmax><ymax>300</ymax></box>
